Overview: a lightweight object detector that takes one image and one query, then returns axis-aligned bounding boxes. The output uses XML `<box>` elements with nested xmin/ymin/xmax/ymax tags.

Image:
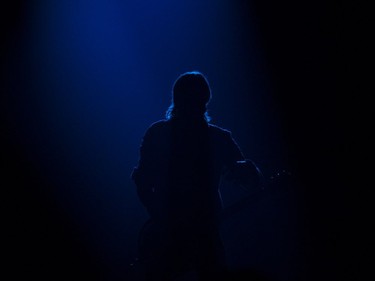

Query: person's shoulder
<box><xmin>148</xmin><ymin>119</ymin><xmax>169</xmax><ymax>129</ymax></box>
<box><xmin>208</xmin><ymin>123</ymin><xmax>232</xmax><ymax>137</ymax></box>
<box><xmin>144</xmin><ymin>119</ymin><xmax>170</xmax><ymax>134</ymax></box>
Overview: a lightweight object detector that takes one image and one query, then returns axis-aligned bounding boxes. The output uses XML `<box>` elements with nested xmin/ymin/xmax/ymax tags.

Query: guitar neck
<box><xmin>220</xmin><ymin>170</ymin><xmax>291</xmax><ymax>221</ymax></box>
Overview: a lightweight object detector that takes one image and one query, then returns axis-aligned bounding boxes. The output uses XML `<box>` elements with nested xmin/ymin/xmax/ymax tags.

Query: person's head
<box><xmin>166</xmin><ymin>71</ymin><xmax>211</xmax><ymax>121</ymax></box>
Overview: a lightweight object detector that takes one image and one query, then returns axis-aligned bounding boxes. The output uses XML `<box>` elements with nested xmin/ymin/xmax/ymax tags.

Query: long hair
<box><xmin>166</xmin><ymin>71</ymin><xmax>211</xmax><ymax>122</ymax></box>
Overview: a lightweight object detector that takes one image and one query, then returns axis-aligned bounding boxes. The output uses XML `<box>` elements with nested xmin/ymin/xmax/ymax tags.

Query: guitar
<box><xmin>129</xmin><ymin>168</ymin><xmax>293</xmax><ymax>274</ymax></box>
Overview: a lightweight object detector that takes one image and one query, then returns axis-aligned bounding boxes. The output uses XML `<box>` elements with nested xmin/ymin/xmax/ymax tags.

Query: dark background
<box><xmin>2</xmin><ymin>1</ymin><xmax>363</xmax><ymax>280</ymax></box>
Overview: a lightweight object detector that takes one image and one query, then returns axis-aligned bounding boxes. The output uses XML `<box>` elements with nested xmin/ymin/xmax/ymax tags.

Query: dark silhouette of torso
<box><xmin>132</xmin><ymin>118</ymin><xmax>245</xmax><ymax>280</ymax></box>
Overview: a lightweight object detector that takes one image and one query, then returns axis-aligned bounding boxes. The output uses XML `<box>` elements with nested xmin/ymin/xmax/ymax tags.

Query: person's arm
<box><xmin>222</xmin><ymin>130</ymin><xmax>245</xmax><ymax>165</ymax></box>
<box><xmin>131</xmin><ymin>127</ymin><xmax>156</xmax><ymax>209</ymax></box>
<box><xmin>222</xmin><ymin>131</ymin><xmax>262</xmax><ymax>189</ymax></box>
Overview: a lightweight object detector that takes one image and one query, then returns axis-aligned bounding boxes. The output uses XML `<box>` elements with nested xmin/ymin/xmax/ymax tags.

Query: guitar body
<box><xmin>132</xmin><ymin>170</ymin><xmax>293</xmax><ymax>278</ymax></box>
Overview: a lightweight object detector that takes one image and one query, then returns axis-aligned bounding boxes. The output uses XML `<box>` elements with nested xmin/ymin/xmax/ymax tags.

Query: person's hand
<box><xmin>231</xmin><ymin>159</ymin><xmax>263</xmax><ymax>190</ymax></box>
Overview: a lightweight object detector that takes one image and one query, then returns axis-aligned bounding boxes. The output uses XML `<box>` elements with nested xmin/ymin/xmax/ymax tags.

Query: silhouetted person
<box><xmin>132</xmin><ymin>71</ymin><xmax>261</xmax><ymax>281</ymax></box>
